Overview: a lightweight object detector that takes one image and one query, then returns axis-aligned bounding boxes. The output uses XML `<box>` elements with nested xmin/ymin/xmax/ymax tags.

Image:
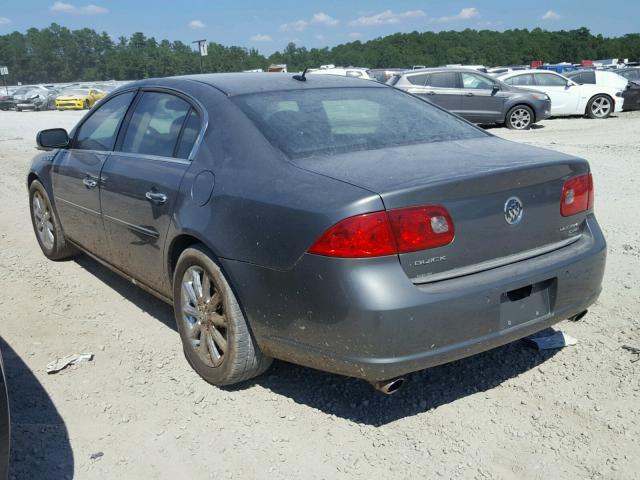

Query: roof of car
<box><xmin>497</xmin><ymin>69</ymin><xmax>562</xmax><ymax>77</ymax></box>
<box><xmin>404</xmin><ymin>67</ymin><xmax>486</xmax><ymax>75</ymax></box>
<box><xmin>139</xmin><ymin>72</ymin><xmax>386</xmax><ymax>96</ymax></box>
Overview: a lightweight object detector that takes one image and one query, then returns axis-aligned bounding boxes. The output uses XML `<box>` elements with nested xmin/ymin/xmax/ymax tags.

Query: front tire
<box><xmin>173</xmin><ymin>245</ymin><xmax>272</xmax><ymax>386</ymax></box>
<box><xmin>83</xmin><ymin>100</ymin><xmax>90</xmax><ymax>110</ymax></box>
<box><xmin>586</xmin><ymin>95</ymin><xmax>613</xmax><ymax>119</ymax></box>
<box><xmin>505</xmin><ymin>105</ymin><xmax>534</xmax><ymax>130</ymax></box>
<box><xmin>29</xmin><ymin>180</ymin><xmax>78</xmax><ymax>260</ymax></box>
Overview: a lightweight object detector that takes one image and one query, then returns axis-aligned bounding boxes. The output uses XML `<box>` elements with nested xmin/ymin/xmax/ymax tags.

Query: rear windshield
<box><xmin>233</xmin><ymin>87</ymin><xmax>485</xmax><ymax>158</ymax></box>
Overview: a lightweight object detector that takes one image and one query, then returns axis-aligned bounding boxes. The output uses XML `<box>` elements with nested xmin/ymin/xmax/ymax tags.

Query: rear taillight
<box><xmin>308</xmin><ymin>205</ymin><xmax>454</xmax><ymax>258</ymax></box>
<box><xmin>560</xmin><ymin>173</ymin><xmax>594</xmax><ymax>217</ymax></box>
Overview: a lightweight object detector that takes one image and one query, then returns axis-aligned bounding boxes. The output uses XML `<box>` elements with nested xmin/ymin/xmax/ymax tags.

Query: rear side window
<box><xmin>233</xmin><ymin>87</ymin><xmax>485</xmax><ymax>158</ymax></box>
<box><xmin>407</xmin><ymin>74</ymin><xmax>429</xmax><ymax>86</ymax></box>
<box><xmin>75</xmin><ymin>92</ymin><xmax>135</xmax><ymax>151</ymax></box>
<box><xmin>534</xmin><ymin>73</ymin><xmax>567</xmax><ymax>86</ymax></box>
<box><xmin>426</xmin><ymin>72</ymin><xmax>458</xmax><ymax>88</ymax></box>
<box><xmin>175</xmin><ymin>109</ymin><xmax>201</xmax><ymax>159</ymax></box>
<box><xmin>504</xmin><ymin>74</ymin><xmax>535</xmax><ymax>86</ymax></box>
<box><xmin>121</xmin><ymin>92</ymin><xmax>192</xmax><ymax>158</ymax></box>
<box><xmin>580</xmin><ymin>71</ymin><xmax>596</xmax><ymax>84</ymax></box>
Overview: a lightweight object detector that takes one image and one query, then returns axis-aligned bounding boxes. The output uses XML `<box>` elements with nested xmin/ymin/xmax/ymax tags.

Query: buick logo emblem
<box><xmin>504</xmin><ymin>196</ymin><xmax>524</xmax><ymax>225</ymax></box>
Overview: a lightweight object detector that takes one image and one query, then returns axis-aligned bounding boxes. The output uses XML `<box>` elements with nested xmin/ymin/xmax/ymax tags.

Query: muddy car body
<box><xmin>27</xmin><ymin>73</ymin><xmax>606</xmax><ymax>388</ymax></box>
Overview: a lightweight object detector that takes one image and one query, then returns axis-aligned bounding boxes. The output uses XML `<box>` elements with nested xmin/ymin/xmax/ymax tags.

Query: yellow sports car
<box><xmin>55</xmin><ymin>88</ymin><xmax>106</xmax><ymax>110</ymax></box>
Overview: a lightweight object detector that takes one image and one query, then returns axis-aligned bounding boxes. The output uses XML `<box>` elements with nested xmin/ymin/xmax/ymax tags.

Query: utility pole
<box><xmin>0</xmin><ymin>66</ymin><xmax>8</xmax><ymax>95</ymax></box>
<box><xmin>192</xmin><ymin>40</ymin><xmax>208</xmax><ymax>73</ymax></box>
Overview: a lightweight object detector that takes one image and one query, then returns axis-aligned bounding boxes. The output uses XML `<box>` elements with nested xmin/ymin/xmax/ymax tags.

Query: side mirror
<box><xmin>491</xmin><ymin>84</ymin><xmax>500</xmax><ymax>94</ymax></box>
<box><xmin>36</xmin><ymin>128</ymin><xmax>70</xmax><ymax>151</ymax></box>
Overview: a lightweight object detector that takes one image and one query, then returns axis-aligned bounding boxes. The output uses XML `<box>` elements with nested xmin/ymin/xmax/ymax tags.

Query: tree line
<box><xmin>1</xmin><ymin>23</ymin><xmax>639</xmax><ymax>84</ymax></box>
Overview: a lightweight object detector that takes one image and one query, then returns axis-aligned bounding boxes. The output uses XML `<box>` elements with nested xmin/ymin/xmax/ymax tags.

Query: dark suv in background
<box><xmin>389</xmin><ymin>67</ymin><xmax>551</xmax><ymax>129</ymax></box>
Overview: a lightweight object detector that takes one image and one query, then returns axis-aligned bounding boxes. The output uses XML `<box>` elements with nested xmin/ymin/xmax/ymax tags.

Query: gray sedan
<box><xmin>28</xmin><ymin>73</ymin><xmax>604</xmax><ymax>393</ymax></box>
<box><xmin>389</xmin><ymin>67</ymin><xmax>551</xmax><ymax>129</ymax></box>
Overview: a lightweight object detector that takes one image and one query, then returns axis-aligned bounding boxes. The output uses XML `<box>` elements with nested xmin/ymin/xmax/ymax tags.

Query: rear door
<box><xmin>51</xmin><ymin>91</ymin><xmax>135</xmax><ymax>258</ymax></box>
<box><xmin>99</xmin><ymin>90</ymin><xmax>201</xmax><ymax>292</ymax></box>
<box><xmin>459</xmin><ymin>71</ymin><xmax>505</xmax><ymax>123</ymax></box>
<box><xmin>423</xmin><ymin>72</ymin><xmax>463</xmax><ymax>114</ymax></box>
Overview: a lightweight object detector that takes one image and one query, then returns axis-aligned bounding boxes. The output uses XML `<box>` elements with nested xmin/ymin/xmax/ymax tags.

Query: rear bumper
<box><xmin>223</xmin><ymin>215</ymin><xmax>606</xmax><ymax>382</ymax></box>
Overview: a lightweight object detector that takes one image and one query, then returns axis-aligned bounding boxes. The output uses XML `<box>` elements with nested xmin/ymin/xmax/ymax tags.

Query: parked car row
<box><xmin>0</xmin><ymin>82</ymin><xmax>125</xmax><ymax>111</ymax></box>
<box><xmin>386</xmin><ymin>66</ymin><xmax>638</xmax><ymax>129</ymax></box>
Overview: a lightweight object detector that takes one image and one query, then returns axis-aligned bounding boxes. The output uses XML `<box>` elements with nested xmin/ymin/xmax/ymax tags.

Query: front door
<box><xmin>100</xmin><ymin>91</ymin><xmax>201</xmax><ymax>292</ymax></box>
<box><xmin>51</xmin><ymin>91</ymin><xmax>135</xmax><ymax>258</ymax></box>
<box><xmin>459</xmin><ymin>71</ymin><xmax>505</xmax><ymax>123</ymax></box>
<box><xmin>533</xmin><ymin>73</ymin><xmax>580</xmax><ymax>115</ymax></box>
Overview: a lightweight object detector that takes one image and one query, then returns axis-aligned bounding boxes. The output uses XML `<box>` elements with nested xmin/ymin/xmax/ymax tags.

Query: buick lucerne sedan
<box><xmin>28</xmin><ymin>73</ymin><xmax>606</xmax><ymax>393</ymax></box>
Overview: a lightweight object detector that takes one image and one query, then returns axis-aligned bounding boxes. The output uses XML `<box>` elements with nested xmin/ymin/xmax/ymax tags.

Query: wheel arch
<box><xmin>166</xmin><ymin>231</ymin><xmax>226</xmax><ymax>285</ymax></box>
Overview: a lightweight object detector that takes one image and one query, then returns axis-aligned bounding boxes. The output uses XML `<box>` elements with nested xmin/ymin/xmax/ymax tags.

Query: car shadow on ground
<box><xmin>246</xmin><ymin>338</ymin><xmax>559</xmax><ymax>426</ymax></box>
<box><xmin>73</xmin><ymin>255</ymin><xmax>177</xmax><ymax>332</ymax></box>
<box><xmin>72</xmin><ymin>255</ymin><xmax>559</xmax><ymax>427</ymax></box>
<box><xmin>0</xmin><ymin>337</ymin><xmax>74</xmax><ymax>479</ymax></box>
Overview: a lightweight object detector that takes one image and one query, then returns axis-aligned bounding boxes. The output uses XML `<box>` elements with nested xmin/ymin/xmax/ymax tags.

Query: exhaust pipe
<box><xmin>568</xmin><ymin>310</ymin><xmax>588</xmax><ymax>322</ymax></box>
<box><xmin>371</xmin><ymin>377</ymin><xmax>405</xmax><ymax>395</ymax></box>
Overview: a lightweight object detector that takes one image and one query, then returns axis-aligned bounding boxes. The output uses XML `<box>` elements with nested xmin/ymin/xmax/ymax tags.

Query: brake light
<box><xmin>560</xmin><ymin>173</ymin><xmax>594</xmax><ymax>217</ymax></box>
<box><xmin>308</xmin><ymin>205</ymin><xmax>454</xmax><ymax>258</ymax></box>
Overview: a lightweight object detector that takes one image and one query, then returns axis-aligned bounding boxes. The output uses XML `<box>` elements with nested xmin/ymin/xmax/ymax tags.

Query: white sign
<box><xmin>199</xmin><ymin>42</ymin><xmax>208</xmax><ymax>57</ymax></box>
<box><xmin>0</xmin><ymin>66</ymin><xmax>8</xmax><ymax>76</ymax></box>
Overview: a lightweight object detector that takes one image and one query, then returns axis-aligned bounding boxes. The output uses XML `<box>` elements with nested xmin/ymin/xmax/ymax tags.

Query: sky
<box><xmin>1</xmin><ymin>1</ymin><xmax>639</xmax><ymax>54</ymax></box>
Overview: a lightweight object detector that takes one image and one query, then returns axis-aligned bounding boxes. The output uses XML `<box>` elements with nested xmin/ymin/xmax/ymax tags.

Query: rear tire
<box><xmin>173</xmin><ymin>245</ymin><xmax>272</xmax><ymax>386</ymax></box>
<box><xmin>28</xmin><ymin>180</ymin><xmax>78</xmax><ymax>260</ymax></box>
<box><xmin>505</xmin><ymin>105</ymin><xmax>534</xmax><ymax>130</ymax></box>
<box><xmin>586</xmin><ymin>95</ymin><xmax>613</xmax><ymax>119</ymax></box>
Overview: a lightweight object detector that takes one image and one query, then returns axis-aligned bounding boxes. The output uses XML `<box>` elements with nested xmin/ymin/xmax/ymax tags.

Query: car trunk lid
<box><xmin>295</xmin><ymin>137</ymin><xmax>590</xmax><ymax>282</ymax></box>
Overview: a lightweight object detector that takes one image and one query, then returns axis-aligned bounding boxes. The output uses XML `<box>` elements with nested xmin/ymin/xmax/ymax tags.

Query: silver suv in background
<box><xmin>388</xmin><ymin>67</ymin><xmax>551</xmax><ymax>129</ymax></box>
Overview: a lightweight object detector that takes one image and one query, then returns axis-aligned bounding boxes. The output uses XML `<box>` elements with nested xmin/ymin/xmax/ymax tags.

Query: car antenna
<box><xmin>293</xmin><ymin>67</ymin><xmax>309</xmax><ymax>82</ymax></box>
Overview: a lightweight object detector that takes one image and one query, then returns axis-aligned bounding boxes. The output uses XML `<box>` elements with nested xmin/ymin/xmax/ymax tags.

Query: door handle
<box><xmin>426</xmin><ymin>91</ymin><xmax>436</xmax><ymax>95</ymax></box>
<box><xmin>145</xmin><ymin>191</ymin><xmax>168</xmax><ymax>205</ymax></box>
<box><xmin>466</xmin><ymin>92</ymin><xmax>474</xmax><ymax>97</ymax></box>
<box><xmin>82</xmin><ymin>177</ymin><xmax>98</xmax><ymax>189</ymax></box>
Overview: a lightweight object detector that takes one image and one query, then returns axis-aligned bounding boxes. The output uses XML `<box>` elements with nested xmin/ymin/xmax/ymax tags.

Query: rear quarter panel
<box><xmin>164</xmin><ymin>82</ymin><xmax>383</xmax><ymax>281</ymax></box>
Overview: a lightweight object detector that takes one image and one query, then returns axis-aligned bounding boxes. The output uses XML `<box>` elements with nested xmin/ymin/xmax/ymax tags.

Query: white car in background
<box><xmin>307</xmin><ymin>67</ymin><xmax>372</xmax><ymax>80</ymax></box>
<box><xmin>497</xmin><ymin>69</ymin><xmax>624</xmax><ymax>119</ymax></box>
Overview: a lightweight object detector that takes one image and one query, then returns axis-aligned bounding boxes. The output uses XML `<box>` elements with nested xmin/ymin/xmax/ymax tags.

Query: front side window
<box><xmin>504</xmin><ymin>74</ymin><xmax>535</xmax><ymax>86</ymax></box>
<box><xmin>426</xmin><ymin>72</ymin><xmax>458</xmax><ymax>88</ymax></box>
<box><xmin>461</xmin><ymin>72</ymin><xmax>496</xmax><ymax>90</ymax></box>
<box><xmin>233</xmin><ymin>87</ymin><xmax>485</xmax><ymax>158</ymax></box>
<box><xmin>535</xmin><ymin>73</ymin><xmax>567</xmax><ymax>87</ymax></box>
<box><xmin>75</xmin><ymin>92</ymin><xmax>135</xmax><ymax>151</ymax></box>
<box><xmin>120</xmin><ymin>92</ymin><xmax>192</xmax><ymax>157</ymax></box>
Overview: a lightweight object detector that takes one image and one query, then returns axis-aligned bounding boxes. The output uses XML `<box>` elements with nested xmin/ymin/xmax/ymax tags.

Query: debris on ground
<box><xmin>46</xmin><ymin>353</ymin><xmax>94</xmax><ymax>374</ymax></box>
<box><xmin>525</xmin><ymin>330</ymin><xmax>578</xmax><ymax>350</ymax></box>
<box><xmin>622</xmin><ymin>345</ymin><xmax>640</xmax><ymax>362</ymax></box>
<box><xmin>89</xmin><ymin>452</ymin><xmax>104</xmax><ymax>461</ymax></box>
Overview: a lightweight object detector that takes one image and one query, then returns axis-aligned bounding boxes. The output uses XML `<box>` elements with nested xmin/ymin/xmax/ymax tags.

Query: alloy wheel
<box><xmin>510</xmin><ymin>108</ymin><xmax>531</xmax><ymax>129</ymax></box>
<box><xmin>32</xmin><ymin>191</ymin><xmax>55</xmax><ymax>250</ymax></box>
<box><xmin>181</xmin><ymin>266</ymin><xmax>228</xmax><ymax>367</ymax></box>
<box><xmin>591</xmin><ymin>97</ymin><xmax>611</xmax><ymax>118</ymax></box>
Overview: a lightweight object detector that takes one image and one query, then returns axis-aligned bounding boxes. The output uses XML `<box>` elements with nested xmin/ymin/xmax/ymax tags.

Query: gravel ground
<box><xmin>0</xmin><ymin>109</ymin><xmax>639</xmax><ymax>479</ymax></box>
